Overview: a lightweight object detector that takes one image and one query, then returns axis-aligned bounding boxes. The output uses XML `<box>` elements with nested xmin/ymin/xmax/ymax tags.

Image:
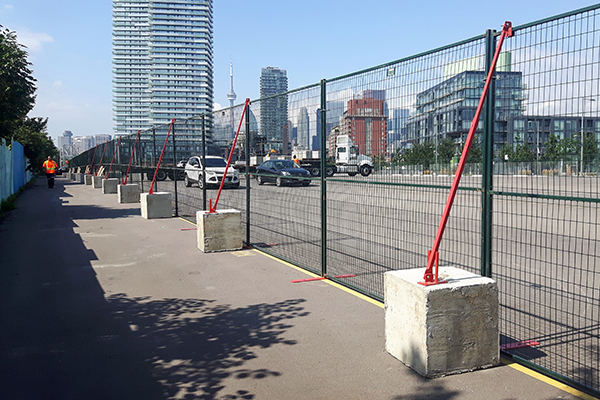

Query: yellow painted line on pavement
<box><xmin>501</xmin><ymin>359</ymin><xmax>598</xmax><ymax>400</ymax></box>
<box><xmin>255</xmin><ymin>249</ymin><xmax>384</xmax><ymax>309</ymax></box>
<box><xmin>255</xmin><ymin>248</ymin><xmax>597</xmax><ymax>400</ymax></box>
<box><xmin>179</xmin><ymin>217</ymin><xmax>196</xmax><ymax>225</ymax></box>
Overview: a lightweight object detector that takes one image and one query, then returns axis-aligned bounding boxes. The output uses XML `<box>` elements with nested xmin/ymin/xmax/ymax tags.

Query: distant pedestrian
<box><xmin>43</xmin><ymin>156</ymin><xmax>58</xmax><ymax>188</ymax></box>
<box><xmin>293</xmin><ymin>155</ymin><xmax>300</xmax><ymax>166</ymax></box>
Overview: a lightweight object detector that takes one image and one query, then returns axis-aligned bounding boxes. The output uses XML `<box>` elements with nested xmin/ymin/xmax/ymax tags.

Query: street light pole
<box><xmin>582</xmin><ymin>98</ymin><xmax>596</xmax><ymax>175</ymax></box>
<box><xmin>537</xmin><ymin>120</ymin><xmax>540</xmax><ymax>175</ymax></box>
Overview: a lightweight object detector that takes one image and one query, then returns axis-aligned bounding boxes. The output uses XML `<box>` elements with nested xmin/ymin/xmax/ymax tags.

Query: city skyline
<box><xmin>1</xmin><ymin>0</ymin><xmax>597</xmax><ymax>144</ymax></box>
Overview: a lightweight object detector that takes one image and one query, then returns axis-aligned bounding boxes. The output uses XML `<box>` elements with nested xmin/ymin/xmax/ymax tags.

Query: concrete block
<box><xmin>118</xmin><ymin>184</ymin><xmax>141</xmax><ymax>203</ymax></box>
<box><xmin>84</xmin><ymin>174</ymin><xmax>93</xmax><ymax>185</ymax></box>
<box><xmin>385</xmin><ymin>267</ymin><xmax>499</xmax><ymax>378</ymax></box>
<box><xmin>102</xmin><ymin>178</ymin><xmax>119</xmax><ymax>194</ymax></box>
<box><xmin>92</xmin><ymin>176</ymin><xmax>103</xmax><ymax>188</ymax></box>
<box><xmin>140</xmin><ymin>192</ymin><xmax>172</xmax><ymax>219</ymax></box>
<box><xmin>75</xmin><ymin>173</ymin><xmax>84</xmax><ymax>184</ymax></box>
<box><xmin>196</xmin><ymin>209</ymin><xmax>243</xmax><ymax>252</ymax></box>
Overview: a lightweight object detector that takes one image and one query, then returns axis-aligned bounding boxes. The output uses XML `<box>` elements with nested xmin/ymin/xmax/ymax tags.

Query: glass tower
<box><xmin>260</xmin><ymin>67</ymin><xmax>288</xmax><ymax>153</ymax></box>
<box><xmin>112</xmin><ymin>0</ymin><xmax>214</xmax><ymax>135</ymax></box>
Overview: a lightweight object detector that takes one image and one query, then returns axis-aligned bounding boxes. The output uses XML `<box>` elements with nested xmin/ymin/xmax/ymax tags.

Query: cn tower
<box><xmin>226</xmin><ymin>57</ymin><xmax>237</xmax><ymax>139</ymax></box>
<box><xmin>227</xmin><ymin>56</ymin><xmax>237</xmax><ymax>108</ymax></box>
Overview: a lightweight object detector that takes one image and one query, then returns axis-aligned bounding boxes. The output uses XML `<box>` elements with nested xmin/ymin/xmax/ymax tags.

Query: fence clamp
<box><xmin>418</xmin><ymin>251</ymin><xmax>447</xmax><ymax>286</ymax></box>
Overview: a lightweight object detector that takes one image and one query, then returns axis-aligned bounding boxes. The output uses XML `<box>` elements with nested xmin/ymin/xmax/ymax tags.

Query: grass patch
<box><xmin>0</xmin><ymin>178</ymin><xmax>34</xmax><ymax>219</ymax></box>
<box><xmin>0</xmin><ymin>193</ymin><xmax>18</xmax><ymax>216</ymax></box>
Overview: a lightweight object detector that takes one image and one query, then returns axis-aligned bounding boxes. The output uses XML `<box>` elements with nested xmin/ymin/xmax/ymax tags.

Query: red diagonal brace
<box><xmin>105</xmin><ymin>136</ymin><xmax>122</xmax><ymax>179</ymax></box>
<box><xmin>209</xmin><ymin>99</ymin><xmax>250</xmax><ymax>213</ymax></box>
<box><xmin>122</xmin><ymin>130</ymin><xmax>141</xmax><ymax>185</ymax></box>
<box><xmin>291</xmin><ymin>274</ymin><xmax>356</xmax><ymax>283</ymax></box>
<box><xmin>421</xmin><ymin>22</ymin><xmax>513</xmax><ymax>286</ymax></box>
<box><xmin>89</xmin><ymin>144</ymin><xmax>98</xmax><ymax>175</ymax></box>
<box><xmin>149</xmin><ymin>119</ymin><xmax>175</xmax><ymax>195</ymax></box>
<box><xmin>95</xmin><ymin>140</ymin><xmax>109</xmax><ymax>176</ymax></box>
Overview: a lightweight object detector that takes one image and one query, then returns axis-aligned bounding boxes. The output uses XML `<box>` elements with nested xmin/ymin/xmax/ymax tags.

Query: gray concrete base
<box><xmin>102</xmin><ymin>178</ymin><xmax>119</xmax><ymax>194</ymax></box>
<box><xmin>140</xmin><ymin>192</ymin><xmax>172</xmax><ymax>219</ymax></box>
<box><xmin>92</xmin><ymin>176</ymin><xmax>103</xmax><ymax>189</ymax></box>
<box><xmin>385</xmin><ymin>267</ymin><xmax>499</xmax><ymax>378</ymax></box>
<box><xmin>84</xmin><ymin>175</ymin><xmax>93</xmax><ymax>185</ymax></box>
<box><xmin>118</xmin><ymin>184</ymin><xmax>141</xmax><ymax>203</ymax></box>
<box><xmin>196</xmin><ymin>209</ymin><xmax>243</xmax><ymax>253</ymax></box>
<box><xmin>75</xmin><ymin>173</ymin><xmax>84</xmax><ymax>183</ymax></box>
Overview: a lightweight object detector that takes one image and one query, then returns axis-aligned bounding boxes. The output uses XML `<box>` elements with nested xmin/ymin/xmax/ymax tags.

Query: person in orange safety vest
<box><xmin>43</xmin><ymin>156</ymin><xmax>58</xmax><ymax>188</ymax></box>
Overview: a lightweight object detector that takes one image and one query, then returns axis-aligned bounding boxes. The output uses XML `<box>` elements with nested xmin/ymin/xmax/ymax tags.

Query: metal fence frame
<box><xmin>68</xmin><ymin>4</ymin><xmax>600</xmax><ymax>396</ymax></box>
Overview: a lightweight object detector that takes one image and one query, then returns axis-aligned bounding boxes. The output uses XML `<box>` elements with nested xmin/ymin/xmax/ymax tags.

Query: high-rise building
<box><xmin>57</xmin><ymin>130</ymin><xmax>73</xmax><ymax>148</ymax></box>
<box><xmin>72</xmin><ymin>136</ymin><xmax>95</xmax><ymax>154</ymax></box>
<box><xmin>296</xmin><ymin>107</ymin><xmax>310</xmax><ymax>150</ymax></box>
<box><xmin>112</xmin><ymin>0</ymin><xmax>214</xmax><ymax>135</ymax></box>
<box><xmin>341</xmin><ymin>97</ymin><xmax>388</xmax><ymax>156</ymax></box>
<box><xmin>260</xmin><ymin>67</ymin><xmax>288</xmax><ymax>153</ymax></box>
<box><xmin>404</xmin><ymin>70</ymin><xmax>524</xmax><ymax>151</ymax></box>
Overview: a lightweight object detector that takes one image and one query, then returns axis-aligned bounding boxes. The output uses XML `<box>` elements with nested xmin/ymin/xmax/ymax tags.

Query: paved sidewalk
<box><xmin>0</xmin><ymin>176</ymin><xmax>593</xmax><ymax>400</ymax></box>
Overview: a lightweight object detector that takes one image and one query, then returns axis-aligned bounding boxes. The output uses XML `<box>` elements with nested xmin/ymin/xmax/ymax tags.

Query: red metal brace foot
<box><xmin>418</xmin><ymin>251</ymin><xmax>447</xmax><ymax>286</ymax></box>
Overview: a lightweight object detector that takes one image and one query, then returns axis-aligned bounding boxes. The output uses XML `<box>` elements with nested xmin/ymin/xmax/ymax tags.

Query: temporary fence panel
<box><xmin>248</xmin><ymin>87</ymin><xmax>323</xmax><ymax>275</ymax></box>
<box><xmin>324</xmin><ymin>36</ymin><xmax>487</xmax><ymax>297</ymax></box>
<box><xmin>493</xmin><ymin>7</ymin><xmax>600</xmax><ymax>393</ymax></box>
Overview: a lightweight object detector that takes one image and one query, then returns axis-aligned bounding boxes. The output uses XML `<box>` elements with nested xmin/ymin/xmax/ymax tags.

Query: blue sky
<box><xmin>1</xmin><ymin>0</ymin><xmax>597</xmax><ymax>143</ymax></box>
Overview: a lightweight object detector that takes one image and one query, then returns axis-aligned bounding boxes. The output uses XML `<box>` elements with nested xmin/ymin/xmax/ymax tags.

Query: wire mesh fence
<box><xmin>492</xmin><ymin>8</ymin><xmax>600</xmax><ymax>393</ymax></box>
<box><xmin>67</xmin><ymin>4</ymin><xmax>600</xmax><ymax>395</ymax></box>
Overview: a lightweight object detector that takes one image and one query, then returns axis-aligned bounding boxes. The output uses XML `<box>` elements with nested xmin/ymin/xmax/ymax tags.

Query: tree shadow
<box><xmin>106</xmin><ymin>295</ymin><xmax>309</xmax><ymax>399</ymax></box>
<box><xmin>391</xmin><ymin>383</ymin><xmax>461</xmax><ymax>400</ymax></box>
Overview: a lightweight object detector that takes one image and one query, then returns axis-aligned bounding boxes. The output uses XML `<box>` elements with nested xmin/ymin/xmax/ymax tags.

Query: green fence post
<box><xmin>172</xmin><ymin>122</ymin><xmax>179</xmax><ymax>216</ymax></box>
<box><xmin>245</xmin><ymin>102</ymin><xmax>251</xmax><ymax>245</ymax></box>
<box><xmin>320</xmin><ymin>79</ymin><xmax>327</xmax><ymax>277</ymax></box>
<box><xmin>481</xmin><ymin>29</ymin><xmax>496</xmax><ymax>278</ymax></box>
<box><xmin>202</xmin><ymin>115</ymin><xmax>207</xmax><ymax>211</ymax></box>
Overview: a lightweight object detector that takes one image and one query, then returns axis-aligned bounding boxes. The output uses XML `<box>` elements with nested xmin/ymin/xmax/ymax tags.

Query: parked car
<box><xmin>184</xmin><ymin>155</ymin><xmax>240</xmax><ymax>189</ymax></box>
<box><xmin>255</xmin><ymin>159</ymin><xmax>311</xmax><ymax>187</ymax></box>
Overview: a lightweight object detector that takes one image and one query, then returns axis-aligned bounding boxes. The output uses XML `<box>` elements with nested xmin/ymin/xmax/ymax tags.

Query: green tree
<box><xmin>543</xmin><ymin>134</ymin><xmax>562</xmax><ymax>161</ymax></box>
<box><xmin>0</xmin><ymin>26</ymin><xmax>37</xmax><ymax>140</ymax></box>
<box><xmin>466</xmin><ymin>139</ymin><xmax>482</xmax><ymax>164</ymax></box>
<box><xmin>402</xmin><ymin>141</ymin><xmax>435</xmax><ymax>169</ymax></box>
<box><xmin>437</xmin><ymin>138</ymin><xmax>456</xmax><ymax>164</ymax></box>
<box><xmin>371</xmin><ymin>153</ymin><xmax>388</xmax><ymax>171</ymax></box>
<box><xmin>498</xmin><ymin>144</ymin><xmax>514</xmax><ymax>162</ymax></box>
<box><xmin>499</xmin><ymin>134</ymin><xmax>533</xmax><ymax>163</ymax></box>
<box><xmin>14</xmin><ymin>117</ymin><xmax>56</xmax><ymax>173</ymax></box>
<box><xmin>583</xmin><ymin>132</ymin><xmax>599</xmax><ymax>163</ymax></box>
<box><xmin>514</xmin><ymin>142</ymin><xmax>534</xmax><ymax>162</ymax></box>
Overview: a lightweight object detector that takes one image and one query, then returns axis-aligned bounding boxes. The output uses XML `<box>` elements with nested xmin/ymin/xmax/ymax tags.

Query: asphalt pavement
<box><xmin>0</xmin><ymin>175</ymin><xmax>595</xmax><ymax>400</ymax></box>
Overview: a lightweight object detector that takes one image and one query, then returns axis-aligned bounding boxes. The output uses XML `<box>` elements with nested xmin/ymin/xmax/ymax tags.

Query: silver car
<box><xmin>184</xmin><ymin>156</ymin><xmax>240</xmax><ymax>189</ymax></box>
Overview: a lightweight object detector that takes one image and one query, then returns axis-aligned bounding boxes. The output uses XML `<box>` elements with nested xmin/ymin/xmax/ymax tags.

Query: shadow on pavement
<box><xmin>0</xmin><ymin>177</ymin><xmax>308</xmax><ymax>400</ymax></box>
<box><xmin>106</xmin><ymin>295</ymin><xmax>308</xmax><ymax>399</ymax></box>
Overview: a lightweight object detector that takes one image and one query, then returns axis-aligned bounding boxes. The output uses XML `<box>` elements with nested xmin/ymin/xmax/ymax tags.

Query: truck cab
<box><xmin>335</xmin><ymin>135</ymin><xmax>373</xmax><ymax>177</ymax></box>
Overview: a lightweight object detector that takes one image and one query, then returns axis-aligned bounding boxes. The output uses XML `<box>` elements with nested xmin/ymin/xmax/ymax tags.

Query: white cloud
<box><xmin>53</xmin><ymin>80</ymin><xmax>62</xmax><ymax>87</ymax></box>
<box><xmin>213</xmin><ymin>102</ymin><xmax>223</xmax><ymax>110</ymax></box>
<box><xmin>3</xmin><ymin>4</ymin><xmax>14</xmax><ymax>10</ymax></box>
<box><xmin>15</xmin><ymin>28</ymin><xmax>54</xmax><ymax>53</ymax></box>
